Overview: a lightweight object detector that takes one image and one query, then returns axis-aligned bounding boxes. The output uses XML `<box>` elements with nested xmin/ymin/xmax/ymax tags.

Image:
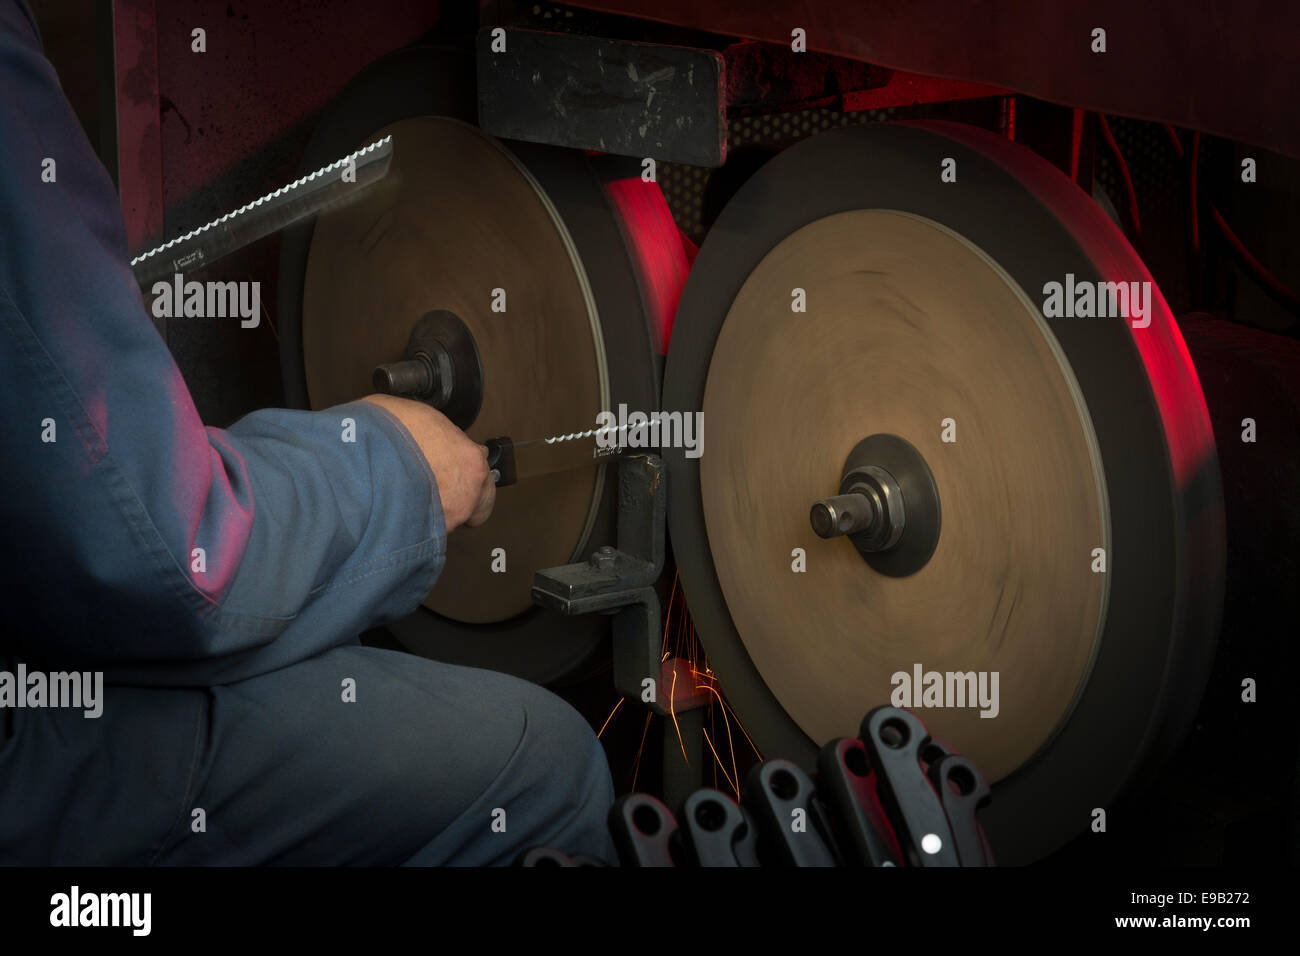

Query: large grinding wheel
<box><xmin>663</xmin><ymin>122</ymin><xmax>1225</xmax><ymax>863</ymax></box>
<box><xmin>305</xmin><ymin>117</ymin><xmax>606</xmax><ymax>625</ymax></box>
<box><xmin>278</xmin><ymin>46</ymin><xmax>667</xmax><ymax>684</ymax></box>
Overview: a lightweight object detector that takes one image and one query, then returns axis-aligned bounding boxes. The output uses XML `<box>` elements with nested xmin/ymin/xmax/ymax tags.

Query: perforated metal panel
<box><xmin>660</xmin><ymin>107</ymin><xmax>895</xmax><ymax>240</ymax></box>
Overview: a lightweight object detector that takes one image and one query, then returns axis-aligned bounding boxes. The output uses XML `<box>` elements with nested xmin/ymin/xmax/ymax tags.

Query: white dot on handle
<box><xmin>921</xmin><ymin>833</ymin><xmax>942</xmax><ymax>855</ymax></box>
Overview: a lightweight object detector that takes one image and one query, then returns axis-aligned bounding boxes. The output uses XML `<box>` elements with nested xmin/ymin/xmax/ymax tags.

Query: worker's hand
<box><xmin>361</xmin><ymin>394</ymin><xmax>496</xmax><ymax>531</ymax></box>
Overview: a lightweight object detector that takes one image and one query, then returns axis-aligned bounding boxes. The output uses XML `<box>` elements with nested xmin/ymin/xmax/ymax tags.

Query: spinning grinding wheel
<box><xmin>304</xmin><ymin>116</ymin><xmax>605</xmax><ymax>625</ymax></box>
<box><xmin>278</xmin><ymin>46</ymin><xmax>672</xmax><ymax>683</ymax></box>
<box><xmin>663</xmin><ymin>122</ymin><xmax>1225</xmax><ymax>863</ymax></box>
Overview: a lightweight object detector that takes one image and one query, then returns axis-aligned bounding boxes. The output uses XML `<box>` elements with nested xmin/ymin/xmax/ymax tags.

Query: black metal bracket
<box><xmin>527</xmin><ymin>705</ymin><xmax>995</xmax><ymax>867</ymax></box>
<box><xmin>608</xmin><ymin>793</ymin><xmax>678</xmax><ymax>867</ymax></box>
<box><xmin>742</xmin><ymin>759</ymin><xmax>840</xmax><ymax>867</ymax></box>
<box><xmin>672</xmin><ymin>788</ymin><xmax>760</xmax><ymax>867</ymax></box>
<box><xmin>859</xmin><ymin>705</ymin><xmax>994</xmax><ymax>866</ymax></box>
<box><xmin>532</xmin><ymin>454</ymin><xmax>709</xmax><ymax>718</ymax></box>
<box><xmin>478</xmin><ymin>28</ymin><xmax>727</xmax><ymax>167</ymax></box>
<box><xmin>817</xmin><ymin>737</ymin><xmax>903</xmax><ymax>866</ymax></box>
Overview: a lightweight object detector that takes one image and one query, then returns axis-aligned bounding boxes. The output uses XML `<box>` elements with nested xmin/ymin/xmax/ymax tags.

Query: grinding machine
<box><xmin>103</xmin><ymin>0</ymin><xmax>1300</xmax><ymax>866</ymax></box>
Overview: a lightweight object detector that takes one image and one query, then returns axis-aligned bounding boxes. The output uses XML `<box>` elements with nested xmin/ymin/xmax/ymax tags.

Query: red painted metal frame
<box><xmin>842</xmin><ymin>73</ymin><xmax>1006</xmax><ymax>113</ymax></box>
<box><xmin>111</xmin><ymin>0</ymin><xmax>164</xmax><ymax>256</ymax></box>
<box><xmin>569</xmin><ymin>0</ymin><xmax>1300</xmax><ymax>157</ymax></box>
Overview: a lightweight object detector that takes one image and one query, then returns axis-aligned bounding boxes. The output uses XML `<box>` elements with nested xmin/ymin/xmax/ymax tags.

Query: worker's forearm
<box><xmin>212</xmin><ymin>401</ymin><xmax>447</xmax><ymax>644</ymax></box>
<box><xmin>0</xmin><ymin>3</ymin><xmax>445</xmax><ymax>678</ymax></box>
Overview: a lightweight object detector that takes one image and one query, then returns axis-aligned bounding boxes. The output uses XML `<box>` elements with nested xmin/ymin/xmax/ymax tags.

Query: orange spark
<box><xmin>669</xmin><ymin>664</ymin><xmax>689</xmax><ymax>766</ymax></box>
<box><xmin>597</xmin><ymin>696</ymin><xmax>624</xmax><ymax>739</ymax></box>
<box><xmin>702</xmin><ymin>728</ymin><xmax>738</xmax><ymax>796</ymax></box>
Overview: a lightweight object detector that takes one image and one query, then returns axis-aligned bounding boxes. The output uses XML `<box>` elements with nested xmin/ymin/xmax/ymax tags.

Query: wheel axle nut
<box><xmin>810</xmin><ymin>465</ymin><xmax>906</xmax><ymax>552</ymax></box>
<box><xmin>810</xmin><ymin>493</ymin><xmax>876</xmax><ymax>538</ymax></box>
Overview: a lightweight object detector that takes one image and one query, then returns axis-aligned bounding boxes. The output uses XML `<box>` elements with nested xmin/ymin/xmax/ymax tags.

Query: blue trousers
<box><xmin>1</xmin><ymin>646</ymin><xmax>616</xmax><ymax>865</ymax></box>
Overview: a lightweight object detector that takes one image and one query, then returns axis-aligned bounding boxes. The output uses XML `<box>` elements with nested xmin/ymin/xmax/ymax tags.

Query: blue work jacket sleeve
<box><xmin>0</xmin><ymin>2</ymin><xmax>446</xmax><ymax>679</ymax></box>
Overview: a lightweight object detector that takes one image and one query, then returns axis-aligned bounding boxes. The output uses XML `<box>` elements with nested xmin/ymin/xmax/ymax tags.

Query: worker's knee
<box><xmin>517</xmin><ymin>681</ymin><xmax>613</xmax><ymax>806</ymax></box>
<box><xmin>390</xmin><ymin>664</ymin><xmax>615</xmax><ymax>864</ymax></box>
<box><xmin>477</xmin><ymin>675</ymin><xmax>615</xmax><ymax>860</ymax></box>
